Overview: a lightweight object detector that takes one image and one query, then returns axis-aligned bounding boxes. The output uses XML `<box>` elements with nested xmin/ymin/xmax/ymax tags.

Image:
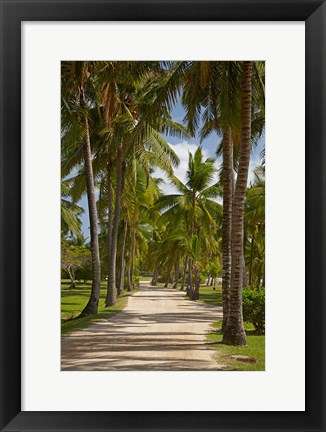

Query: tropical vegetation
<box><xmin>61</xmin><ymin>60</ymin><xmax>265</xmax><ymax>348</ymax></box>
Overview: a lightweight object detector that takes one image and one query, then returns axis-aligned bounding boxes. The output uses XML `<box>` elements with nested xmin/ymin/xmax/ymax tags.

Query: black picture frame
<box><xmin>0</xmin><ymin>1</ymin><xmax>325</xmax><ymax>431</ymax></box>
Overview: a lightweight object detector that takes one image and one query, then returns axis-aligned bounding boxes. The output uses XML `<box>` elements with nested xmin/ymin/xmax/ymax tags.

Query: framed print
<box><xmin>0</xmin><ymin>0</ymin><xmax>325</xmax><ymax>431</ymax></box>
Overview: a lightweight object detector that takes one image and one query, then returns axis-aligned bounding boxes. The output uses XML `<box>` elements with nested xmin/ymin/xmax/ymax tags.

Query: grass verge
<box><xmin>61</xmin><ymin>280</ymin><xmax>136</xmax><ymax>335</ymax></box>
<box><xmin>197</xmin><ymin>284</ymin><xmax>223</xmax><ymax>306</ymax></box>
<box><xmin>195</xmin><ymin>284</ymin><xmax>265</xmax><ymax>371</ymax></box>
<box><xmin>208</xmin><ymin>322</ymin><xmax>265</xmax><ymax>371</ymax></box>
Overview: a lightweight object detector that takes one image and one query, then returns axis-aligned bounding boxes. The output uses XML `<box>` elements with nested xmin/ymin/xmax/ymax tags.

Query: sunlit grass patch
<box><xmin>191</xmin><ymin>285</ymin><xmax>265</xmax><ymax>371</ymax></box>
<box><xmin>208</xmin><ymin>321</ymin><xmax>265</xmax><ymax>371</ymax></box>
<box><xmin>61</xmin><ymin>280</ymin><xmax>135</xmax><ymax>335</ymax></box>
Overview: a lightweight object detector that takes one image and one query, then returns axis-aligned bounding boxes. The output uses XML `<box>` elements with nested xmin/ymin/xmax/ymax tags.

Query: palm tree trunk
<box><xmin>118</xmin><ymin>219</ymin><xmax>128</xmax><ymax>295</ymax></box>
<box><xmin>249</xmin><ymin>235</ymin><xmax>255</xmax><ymax>286</ymax></box>
<box><xmin>164</xmin><ymin>272</ymin><xmax>170</xmax><ymax>288</ymax></box>
<box><xmin>242</xmin><ymin>227</ymin><xmax>248</xmax><ymax>287</ymax></box>
<box><xmin>116</xmin><ymin>261</ymin><xmax>121</xmax><ymax>292</ymax></box>
<box><xmin>221</xmin><ymin>128</ymin><xmax>233</xmax><ymax>332</ymax></box>
<box><xmin>151</xmin><ymin>266</ymin><xmax>159</xmax><ymax>286</ymax></box>
<box><xmin>186</xmin><ymin>258</ymin><xmax>193</xmax><ymax>298</ymax></box>
<box><xmin>192</xmin><ymin>267</ymin><xmax>200</xmax><ymax>300</ymax></box>
<box><xmin>242</xmin><ymin>253</ymin><xmax>248</xmax><ymax>288</ymax></box>
<box><xmin>80</xmin><ymin>87</ymin><xmax>101</xmax><ymax>316</ymax></box>
<box><xmin>173</xmin><ymin>259</ymin><xmax>180</xmax><ymax>288</ymax></box>
<box><xmin>180</xmin><ymin>256</ymin><xmax>188</xmax><ymax>291</ymax></box>
<box><xmin>130</xmin><ymin>247</ymin><xmax>135</xmax><ymax>286</ymax></box>
<box><xmin>106</xmin><ymin>160</ymin><xmax>114</xmax><ymax>277</ymax></box>
<box><xmin>223</xmin><ymin>61</ymin><xmax>252</xmax><ymax>346</ymax></box>
<box><xmin>106</xmin><ymin>147</ymin><xmax>126</xmax><ymax>306</ymax></box>
<box><xmin>127</xmin><ymin>266</ymin><xmax>132</xmax><ymax>291</ymax></box>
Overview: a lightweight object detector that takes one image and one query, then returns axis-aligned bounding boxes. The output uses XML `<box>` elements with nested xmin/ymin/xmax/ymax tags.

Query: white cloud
<box><xmin>247</xmin><ymin>158</ymin><xmax>262</xmax><ymax>186</ymax></box>
<box><xmin>153</xmin><ymin>140</ymin><xmax>262</xmax><ymax>196</ymax></box>
<box><xmin>153</xmin><ymin>141</ymin><xmax>216</xmax><ymax>195</ymax></box>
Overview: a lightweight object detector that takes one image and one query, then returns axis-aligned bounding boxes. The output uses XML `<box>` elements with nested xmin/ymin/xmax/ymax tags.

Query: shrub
<box><xmin>75</xmin><ymin>266</ymin><xmax>92</xmax><ymax>282</ymax></box>
<box><xmin>242</xmin><ymin>287</ymin><xmax>265</xmax><ymax>334</ymax></box>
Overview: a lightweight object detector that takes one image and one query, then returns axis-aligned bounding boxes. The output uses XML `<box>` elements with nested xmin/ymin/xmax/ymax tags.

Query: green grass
<box><xmin>196</xmin><ymin>284</ymin><xmax>265</xmax><ymax>371</ymax></box>
<box><xmin>61</xmin><ymin>280</ymin><xmax>136</xmax><ymax>335</ymax></box>
<box><xmin>208</xmin><ymin>322</ymin><xmax>265</xmax><ymax>371</ymax></box>
<box><xmin>139</xmin><ymin>275</ymin><xmax>152</xmax><ymax>281</ymax></box>
<box><xmin>61</xmin><ymin>280</ymin><xmax>265</xmax><ymax>370</ymax></box>
<box><xmin>197</xmin><ymin>284</ymin><xmax>223</xmax><ymax>306</ymax></box>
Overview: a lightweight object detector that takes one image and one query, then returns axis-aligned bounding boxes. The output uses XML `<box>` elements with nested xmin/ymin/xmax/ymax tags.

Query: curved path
<box><xmin>61</xmin><ymin>283</ymin><xmax>223</xmax><ymax>371</ymax></box>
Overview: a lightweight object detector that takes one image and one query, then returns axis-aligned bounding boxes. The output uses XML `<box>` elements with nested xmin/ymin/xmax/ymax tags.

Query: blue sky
<box><xmin>165</xmin><ymin>102</ymin><xmax>264</xmax><ymax>159</ymax></box>
<box><xmin>79</xmin><ymin>100</ymin><xmax>265</xmax><ymax>238</ymax></box>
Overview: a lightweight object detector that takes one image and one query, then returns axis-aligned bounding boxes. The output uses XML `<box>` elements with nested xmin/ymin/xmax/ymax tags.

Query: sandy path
<box><xmin>61</xmin><ymin>283</ymin><xmax>223</xmax><ymax>371</ymax></box>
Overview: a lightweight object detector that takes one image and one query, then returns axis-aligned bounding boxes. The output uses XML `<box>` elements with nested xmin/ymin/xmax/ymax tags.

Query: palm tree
<box><xmin>182</xmin><ymin>61</ymin><xmax>242</xmax><ymax>331</ymax></box>
<box><xmin>121</xmin><ymin>160</ymin><xmax>162</xmax><ymax>292</ymax></box>
<box><xmin>155</xmin><ymin>147</ymin><xmax>222</xmax><ymax>299</ymax></box>
<box><xmin>245</xmin><ymin>165</ymin><xmax>265</xmax><ymax>287</ymax></box>
<box><xmin>147</xmin><ymin>60</ymin><xmax>239</xmax><ymax>325</ymax></box>
<box><xmin>222</xmin><ymin>61</ymin><xmax>253</xmax><ymax>346</ymax></box>
<box><xmin>147</xmin><ymin>61</ymin><xmax>264</xmax><ymax>335</ymax></box>
<box><xmin>97</xmin><ymin>63</ymin><xmax>185</xmax><ymax>306</ymax></box>
<box><xmin>61</xmin><ymin>61</ymin><xmax>101</xmax><ymax>316</ymax></box>
<box><xmin>61</xmin><ymin>179</ymin><xmax>84</xmax><ymax>239</ymax></box>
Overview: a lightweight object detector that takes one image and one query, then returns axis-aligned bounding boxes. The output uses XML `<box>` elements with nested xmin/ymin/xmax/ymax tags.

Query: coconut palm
<box><xmin>61</xmin><ymin>61</ymin><xmax>101</xmax><ymax>316</ymax></box>
<box><xmin>121</xmin><ymin>161</ymin><xmax>162</xmax><ymax>292</ymax></box>
<box><xmin>147</xmin><ymin>61</ymin><xmax>264</xmax><ymax>336</ymax></box>
<box><xmin>222</xmin><ymin>61</ymin><xmax>253</xmax><ymax>346</ymax></box>
<box><xmin>146</xmin><ymin>60</ymin><xmax>239</xmax><ymax>326</ymax></box>
<box><xmin>61</xmin><ymin>179</ymin><xmax>84</xmax><ymax>239</ymax></box>
<box><xmin>155</xmin><ymin>147</ymin><xmax>222</xmax><ymax>299</ymax></box>
<box><xmin>97</xmin><ymin>65</ymin><xmax>186</xmax><ymax>306</ymax></box>
<box><xmin>245</xmin><ymin>165</ymin><xmax>265</xmax><ymax>287</ymax></box>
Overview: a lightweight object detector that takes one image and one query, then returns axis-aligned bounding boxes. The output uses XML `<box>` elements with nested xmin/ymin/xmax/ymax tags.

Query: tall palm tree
<box><xmin>147</xmin><ymin>61</ymin><xmax>264</xmax><ymax>335</ymax></box>
<box><xmin>119</xmin><ymin>160</ymin><xmax>162</xmax><ymax>292</ymax></box>
<box><xmin>61</xmin><ymin>61</ymin><xmax>101</xmax><ymax>316</ymax></box>
<box><xmin>148</xmin><ymin>61</ymin><xmax>240</xmax><ymax>327</ymax></box>
<box><xmin>97</xmin><ymin>64</ymin><xmax>184</xmax><ymax>306</ymax></box>
<box><xmin>182</xmin><ymin>61</ymin><xmax>242</xmax><ymax>331</ymax></box>
<box><xmin>222</xmin><ymin>61</ymin><xmax>253</xmax><ymax>346</ymax></box>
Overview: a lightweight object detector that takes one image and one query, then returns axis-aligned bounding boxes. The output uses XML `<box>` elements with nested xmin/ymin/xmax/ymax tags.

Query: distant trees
<box><xmin>245</xmin><ymin>165</ymin><xmax>265</xmax><ymax>288</ymax></box>
<box><xmin>152</xmin><ymin>147</ymin><xmax>221</xmax><ymax>300</ymax></box>
<box><xmin>61</xmin><ymin>241</ymin><xmax>92</xmax><ymax>289</ymax></box>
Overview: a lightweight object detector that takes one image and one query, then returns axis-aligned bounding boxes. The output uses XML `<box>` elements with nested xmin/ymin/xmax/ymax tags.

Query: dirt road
<box><xmin>61</xmin><ymin>283</ymin><xmax>223</xmax><ymax>371</ymax></box>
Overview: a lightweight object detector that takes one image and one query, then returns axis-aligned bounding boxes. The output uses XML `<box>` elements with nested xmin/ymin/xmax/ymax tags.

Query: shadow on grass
<box><xmin>185</xmin><ymin>285</ymin><xmax>223</xmax><ymax>307</ymax></box>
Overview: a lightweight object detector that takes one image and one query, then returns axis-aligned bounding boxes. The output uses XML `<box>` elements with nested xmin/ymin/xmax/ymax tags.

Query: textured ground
<box><xmin>61</xmin><ymin>283</ymin><xmax>223</xmax><ymax>371</ymax></box>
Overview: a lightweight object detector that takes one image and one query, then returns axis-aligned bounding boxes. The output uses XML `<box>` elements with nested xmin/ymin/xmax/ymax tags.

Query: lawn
<box><xmin>139</xmin><ymin>275</ymin><xmax>152</xmax><ymax>281</ymax></box>
<box><xmin>197</xmin><ymin>284</ymin><xmax>223</xmax><ymax>306</ymax></box>
<box><xmin>61</xmin><ymin>280</ymin><xmax>136</xmax><ymax>334</ymax></box>
<box><xmin>196</xmin><ymin>284</ymin><xmax>265</xmax><ymax>371</ymax></box>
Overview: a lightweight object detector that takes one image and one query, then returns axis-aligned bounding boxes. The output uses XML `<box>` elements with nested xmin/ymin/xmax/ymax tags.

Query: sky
<box><xmin>78</xmin><ymin>100</ymin><xmax>265</xmax><ymax>238</ymax></box>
